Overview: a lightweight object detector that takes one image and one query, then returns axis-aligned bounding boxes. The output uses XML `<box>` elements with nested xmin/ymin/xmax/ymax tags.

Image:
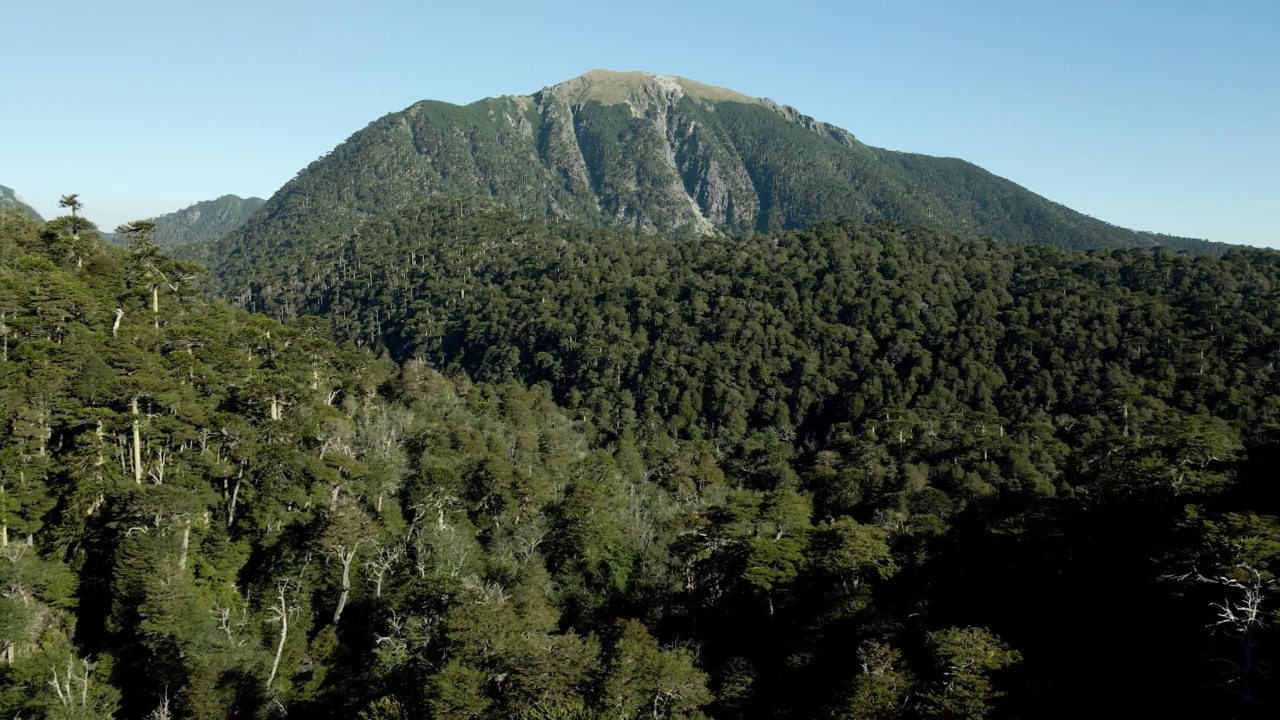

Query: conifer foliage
<box><xmin>3</xmin><ymin>199</ymin><xmax>1280</xmax><ymax>718</ymax></box>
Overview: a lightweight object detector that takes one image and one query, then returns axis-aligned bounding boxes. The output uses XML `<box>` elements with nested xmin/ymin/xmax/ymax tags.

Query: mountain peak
<box><xmin>224</xmin><ymin>72</ymin><xmax>1227</xmax><ymax>255</ymax></box>
<box><xmin>538</xmin><ymin>69</ymin><xmax>763</xmax><ymax>107</ymax></box>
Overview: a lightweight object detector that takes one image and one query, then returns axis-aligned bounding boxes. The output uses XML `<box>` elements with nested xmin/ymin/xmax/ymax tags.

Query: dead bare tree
<box><xmin>367</xmin><ymin>544</ymin><xmax>403</xmax><ymax>600</ymax></box>
<box><xmin>1206</xmin><ymin>568</ymin><xmax>1274</xmax><ymax>703</ymax></box>
<box><xmin>331</xmin><ymin>540</ymin><xmax>362</xmax><ymax>624</ymax></box>
<box><xmin>48</xmin><ymin>656</ymin><xmax>95</xmax><ymax>712</ymax></box>
<box><xmin>131</xmin><ymin>396</ymin><xmax>144</xmax><ymax>484</ymax></box>
<box><xmin>1173</xmin><ymin>561</ymin><xmax>1277</xmax><ymax>704</ymax></box>
<box><xmin>266</xmin><ymin>580</ymin><xmax>297</xmax><ymax>689</ymax></box>
<box><xmin>147</xmin><ymin>691</ymin><xmax>173</xmax><ymax>720</ymax></box>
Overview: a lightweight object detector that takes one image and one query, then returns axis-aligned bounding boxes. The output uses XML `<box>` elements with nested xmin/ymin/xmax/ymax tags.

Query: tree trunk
<box><xmin>178</xmin><ymin>520</ymin><xmax>191</xmax><ymax>571</ymax></box>
<box><xmin>267</xmin><ymin>586</ymin><xmax>289</xmax><ymax>688</ymax></box>
<box><xmin>131</xmin><ymin>397</ymin><xmax>143</xmax><ymax>484</ymax></box>
<box><xmin>333</xmin><ymin>547</ymin><xmax>357</xmax><ymax>624</ymax></box>
<box><xmin>227</xmin><ymin>477</ymin><xmax>241</xmax><ymax>528</ymax></box>
<box><xmin>95</xmin><ymin>422</ymin><xmax>105</xmax><ymax>468</ymax></box>
<box><xmin>36</xmin><ymin>407</ymin><xmax>48</xmax><ymax>457</ymax></box>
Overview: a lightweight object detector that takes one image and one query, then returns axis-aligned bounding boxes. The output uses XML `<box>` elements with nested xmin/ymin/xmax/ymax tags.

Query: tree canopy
<box><xmin>2</xmin><ymin>199</ymin><xmax>1279</xmax><ymax>718</ymax></box>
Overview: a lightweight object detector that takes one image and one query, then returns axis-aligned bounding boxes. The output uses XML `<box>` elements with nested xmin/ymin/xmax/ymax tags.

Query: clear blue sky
<box><xmin>4</xmin><ymin>0</ymin><xmax>1278</xmax><ymax>247</ymax></box>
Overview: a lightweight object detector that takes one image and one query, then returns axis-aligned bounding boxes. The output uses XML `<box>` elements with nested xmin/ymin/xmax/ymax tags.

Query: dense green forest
<box><xmin>3</xmin><ymin>198</ymin><xmax>1280</xmax><ymax>719</ymax></box>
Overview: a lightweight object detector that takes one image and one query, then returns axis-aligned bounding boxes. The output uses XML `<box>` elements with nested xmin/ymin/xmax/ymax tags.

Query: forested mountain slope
<box><xmin>147</xmin><ymin>194</ymin><xmax>265</xmax><ymax>250</ymax></box>
<box><xmin>210</xmin><ymin>197</ymin><xmax>1280</xmax><ymax>715</ymax></box>
<box><xmin>211</xmin><ymin>69</ymin><xmax>1231</xmax><ymax>262</ymax></box>
<box><xmin>218</xmin><ymin>198</ymin><xmax>1280</xmax><ymax>444</ymax></box>
<box><xmin>871</xmin><ymin>150</ymin><xmax>1226</xmax><ymax>253</ymax></box>
<box><xmin>98</xmin><ymin>194</ymin><xmax>266</xmax><ymax>252</ymax></box>
<box><xmin>6</xmin><ymin>198</ymin><xmax>1280</xmax><ymax>719</ymax></box>
<box><xmin>0</xmin><ymin>208</ymin><xmax>715</xmax><ymax>718</ymax></box>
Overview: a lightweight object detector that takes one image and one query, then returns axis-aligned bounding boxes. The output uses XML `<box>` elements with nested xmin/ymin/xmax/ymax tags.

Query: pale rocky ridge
<box><xmin>516</xmin><ymin>71</ymin><xmax>767</xmax><ymax>233</ymax></box>
<box><xmin>0</xmin><ymin>184</ymin><xmax>42</xmax><ymax>220</ymax></box>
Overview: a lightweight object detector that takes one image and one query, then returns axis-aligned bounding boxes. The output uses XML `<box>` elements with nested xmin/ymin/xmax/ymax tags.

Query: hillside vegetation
<box><xmin>4</xmin><ymin>194</ymin><xmax>1278</xmax><ymax>719</ymax></box>
<box><xmin>96</xmin><ymin>195</ymin><xmax>266</xmax><ymax>252</ymax></box>
<box><xmin>210</xmin><ymin>198</ymin><xmax>1280</xmax><ymax>715</ymax></box>
<box><xmin>148</xmin><ymin>195</ymin><xmax>265</xmax><ymax>250</ymax></box>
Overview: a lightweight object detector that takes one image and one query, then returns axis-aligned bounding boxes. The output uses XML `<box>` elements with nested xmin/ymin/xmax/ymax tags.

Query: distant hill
<box><xmin>0</xmin><ymin>184</ymin><xmax>42</xmax><ymax>220</ymax></box>
<box><xmin>213</xmin><ymin>69</ymin><xmax>1231</xmax><ymax>263</ymax></box>
<box><xmin>149</xmin><ymin>194</ymin><xmax>264</xmax><ymax>250</ymax></box>
<box><xmin>103</xmin><ymin>194</ymin><xmax>265</xmax><ymax>250</ymax></box>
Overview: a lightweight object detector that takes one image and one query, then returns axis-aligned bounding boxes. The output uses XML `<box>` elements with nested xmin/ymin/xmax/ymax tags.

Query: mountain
<box><xmin>101</xmin><ymin>194</ymin><xmax>264</xmax><ymax>250</ymax></box>
<box><xmin>216</xmin><ymin>69</ymin><xmax>1229</xmax><ymax>261</ymax></box>
<box><xmin>0</xmin><ymin>184</ymin><xmax>42</xmax><ymax>220</ymax></box>
<box><xmin>149</xmin><ymin>194</ymin><xmax>264</xmax><ymax>249</ymax></box>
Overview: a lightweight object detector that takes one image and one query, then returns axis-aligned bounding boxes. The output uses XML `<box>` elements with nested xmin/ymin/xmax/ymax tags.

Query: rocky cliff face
<box><xmin>0</xmin><ymin>184</ymin><xmax>42</xmax><ymax>220</ymax></box>
<box><xmin>521</xmin><ymin>70</ymin><xmax>842</xmax><ymax>234</ymax></box>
